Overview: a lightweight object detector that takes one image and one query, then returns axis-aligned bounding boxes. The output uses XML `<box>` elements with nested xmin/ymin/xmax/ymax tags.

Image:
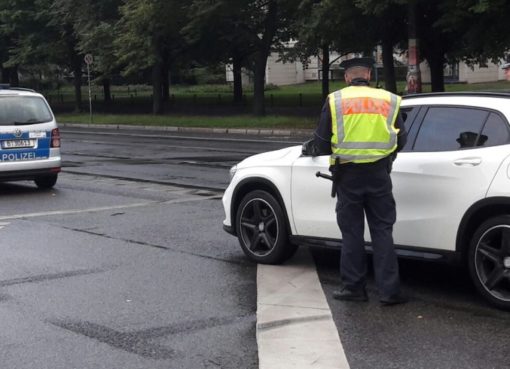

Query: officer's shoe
<box><xmin>380</xmin><ymin>293</ymin><xmax>408</xmax><ymax>306</ymax></box>
<box><xmin>332</xmin><ymin>287</ymin><xmax>368</xmax><ymax>302</ymax></box>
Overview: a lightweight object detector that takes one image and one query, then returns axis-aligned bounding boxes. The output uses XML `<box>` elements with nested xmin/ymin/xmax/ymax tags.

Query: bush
<box><xmin>265</xmin><ymin>83</ymin><xmax>280</xmax><ymax>91</ymax></box>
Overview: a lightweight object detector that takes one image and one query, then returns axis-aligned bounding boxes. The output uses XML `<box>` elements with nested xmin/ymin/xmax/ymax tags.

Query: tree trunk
<box><xmin>232</xmin><ymin>54</ymin><xmax>243</xmax><ymax>104</ymax></box>
<box><xmin>152</xmin><ymin>61</ymin><xmax>164</xmax><ymax>115</ymax></box>
<box><xmin>1</xmin><ymin>67</ymin><xmax>18</xmax><ymax>86</ymax></box>
<box><xmin>162</xmin><ymin>63</ymin><xmax>170</xmax><ymax>102</ymax></box>
<box><xmin>381</xmin><ymin>37</ymin><xmax>397</xmax><ymax>93</ymax></box>
<box><xmin>428</xmin><ymin>51</ymin><xmax>445</xmax><ymax>92</ymax></box>
<box><xmin>72</xmin><ymin>57</ymin><xmax>82</xmax><ymax>112</ymax></box>
<box><xmin>253</xmin><ymin>52</ymin><xmax>267</xmax><ymax>116</ymax></box>
<box><xmin>9</xmin><ymin>66</ymin><xmax>19</xmax><ymax>87</ymax></box>
<box><xmin>321</xmin><ymin>44</ymin><xmax>330</xmax><ymax>102</ymax></box>
<box><xmin>1</xmin><ymin>67</ymin><xmax>9</xmax><ymax>84</ymax></box>
<box><xmin>252</xmin><ymin>0</ymin><xmax>278</xmax><ymax>116</ymax></box>
<box><xmin>102</xmin><ymin>78</ymin><xmax>111</xmax><ymax>103</ymax></box>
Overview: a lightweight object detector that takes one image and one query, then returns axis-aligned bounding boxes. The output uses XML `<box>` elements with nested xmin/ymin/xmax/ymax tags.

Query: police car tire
<box><xmin>235</xmin><ymin>190</ymin><xmax>294</xmax><ymax>265</ymax></box>
<box><xmin>468</xmin><ymin>215</ymin><xmax>510</xmax><ymax>310</ymax></box>
<box><xmin>34</xmin><ymin>174</ymin><xmax>58</xmax><ymax>189</ymax></box>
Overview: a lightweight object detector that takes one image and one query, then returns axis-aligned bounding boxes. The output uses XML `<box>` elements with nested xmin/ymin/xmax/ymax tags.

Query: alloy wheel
<box><xmin>474</xmin><ymin>225</ymin><xmax>510</xmax><ymax>302</ymax></box>
<box><xmin>239</xmin><ymin>198</ymin><xmax>279</xmax><ymax>257</ymax></box>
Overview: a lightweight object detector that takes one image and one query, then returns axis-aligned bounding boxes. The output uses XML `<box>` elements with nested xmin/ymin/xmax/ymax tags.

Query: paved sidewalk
<box><xmin>257</xmin><ymin>248</ymin><xmax>350</xmax><ymax>369</ymax></box>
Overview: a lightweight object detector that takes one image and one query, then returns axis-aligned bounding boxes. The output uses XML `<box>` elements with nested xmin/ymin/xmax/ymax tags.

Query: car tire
<box><xmin>34</xmin><ymin>174</ymin><xmax>58</xmax><ymax>189</ymax></box>
<box><xmin>468</xmin><ymin>215</ymin><xmax>510</xmax><ymax>310</ymax></box>
<box><xmin>235</xmin><ymin>190</ymin><xmax>297</xmax><ymax>264</ymax></box>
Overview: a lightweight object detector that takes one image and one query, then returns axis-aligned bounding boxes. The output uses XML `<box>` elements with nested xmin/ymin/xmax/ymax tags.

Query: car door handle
<box><xmin>453</xmin><ymin>157</ymin><xmax>482</xmax><ymax>166</ymax></box>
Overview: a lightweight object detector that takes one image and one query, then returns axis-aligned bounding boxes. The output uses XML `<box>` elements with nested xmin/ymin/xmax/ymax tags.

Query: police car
<box><xmin>222</xmin><ymin>92</ymin><xmax>510</xmax><ymax>310</ymax></box>
<box><xmin>0</xmin><ymin>86</ymin><xmax>61</xmax><ymax>189</ymax></box>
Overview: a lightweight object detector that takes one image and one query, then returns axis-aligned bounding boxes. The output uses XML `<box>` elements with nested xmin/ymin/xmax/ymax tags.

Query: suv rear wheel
<box><xmin>235</xmin><ymin>190</ymin><xmax>297</xmax><ymax>264</ymax></box>
<box><xmin>468</xmin><ymin>216</ymin><xmax>510</xmax><ymax>310</ymax></box>
<box><xmin>34</xmin><ymin>174</ymin><xmax>58</xmax><ymax>189</ymax></box>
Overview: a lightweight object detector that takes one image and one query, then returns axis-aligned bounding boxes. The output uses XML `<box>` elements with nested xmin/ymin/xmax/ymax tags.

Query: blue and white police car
<box><xmin>0</xmin><ymin>86</ymin><xmax>61</xmax><ymax>189</ymax></box>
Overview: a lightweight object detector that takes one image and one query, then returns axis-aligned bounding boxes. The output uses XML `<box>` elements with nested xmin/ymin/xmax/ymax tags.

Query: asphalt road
<box><xmin>1</xmin><ymin>126</ymin><xmax>509</xmax><ymax>369</ymax></box>
<box><xmin>0</xmin><ymin>126</ymin><xmax>284</xmax><ymax>369</ymax></box>
<box><xmin>313</xmin><ymin>248</ymin><xmax>510</xmax><ymax>369</ymax></box>
<box><xmin>61</xmin><ymin>126</ymin><xmax>301</xmax><ymax>191</ymax></box>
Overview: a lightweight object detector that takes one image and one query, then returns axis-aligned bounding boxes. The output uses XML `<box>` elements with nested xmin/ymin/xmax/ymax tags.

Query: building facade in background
<box><xmin>226</xmin><ymin>48</ymin><xmax>509</xmax><ymax>87</ymax></box>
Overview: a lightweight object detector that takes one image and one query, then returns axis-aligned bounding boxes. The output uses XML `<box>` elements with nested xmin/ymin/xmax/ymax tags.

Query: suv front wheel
<box><xmin>235</xmin><ymin>190</ymin><xmax>297</xmax><ymax>264</ymax></box>
<box><xmin>468</xmin><ymin>216</ymin><xmax>510</xmax><ymax>310</ymax></box>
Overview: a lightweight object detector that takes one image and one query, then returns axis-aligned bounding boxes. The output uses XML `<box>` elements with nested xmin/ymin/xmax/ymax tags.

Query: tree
<box><xmin>48</xmin><ymin>0</ymin><xmax>89</xmax><ymax>111</ymax></box>
<box><xmin>250</xmin><ymin>0</ymin><xmax>282</xmax><ymax>116</ymax></box>
<box><xmin>291</xmin><ymin>0</ymin><xmax>342</xmax><ymax>101</ymax></box>
<box><xmin>355</xmin><ymin>0</ymin><xmax>457</xmax><ymax>93</ymax></box>
<box><xmin>2</xmin><ymin>0</ymin><xmax>93</xmax><ymax>111</ymax></box>
<box><xmin>0</xmin><ymin>0</ymin><xmax>54</xmax><ymax>87</ymax></box>
<box><xmin>437</xmin><ymin>0</ymin><xmax>510</xmax><ymax>65</ymax></box>
<box><xmin>71</xmin><ymin>0</ymin><xmax>123</xmax><ymax>103</ymax></box>
<box><xmin>291</xmin><ymin>0</ymin><xmax>391</xmax><ymax>101</ymax></box>
<box><xmin>186</xmin><ymin>0</ymin><xmax>296</xmax><ymax>116</ymax></box>
<box><xmin>354</xmin><ymin>0</ymin><xmax>409</xmax><ymax>93</ymax></box>
<box><xmin>184</xmin><ymin>0</ymin><xmax>255</xmax><ymax>105</ymax></box>
<box><xmin>115</xmin><ymin>0</ymin><xmax>186</xmax><ymax>114</ymax></box>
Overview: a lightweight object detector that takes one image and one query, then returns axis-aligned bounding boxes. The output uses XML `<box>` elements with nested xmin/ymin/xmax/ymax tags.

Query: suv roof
<box><xmin>401</xmin><ymin>92</ymin><xmax>510</xmax><ymax>115</ymax></box>
<box><xmin>403</xmin><ymin>91</ymin><xmax>510</xmax><ymax>100</ymax></box>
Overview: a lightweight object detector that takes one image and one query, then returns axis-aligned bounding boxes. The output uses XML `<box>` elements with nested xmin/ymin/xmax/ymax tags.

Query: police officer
<box><xmin>303</xmin><ymin>57</ymin><xmax>408</xmax><ymax>305</ymax></box>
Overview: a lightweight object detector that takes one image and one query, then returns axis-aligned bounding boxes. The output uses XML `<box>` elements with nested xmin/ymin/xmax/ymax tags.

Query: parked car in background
<box><xmin>0</xmin><ymin>86</ymin><xmax>61</xmax><ymax>189</ymax></box>
<box><xmin>222</xmin><ymin>92</ymin><xmax>510</xmax><ymax>310</ymax></box>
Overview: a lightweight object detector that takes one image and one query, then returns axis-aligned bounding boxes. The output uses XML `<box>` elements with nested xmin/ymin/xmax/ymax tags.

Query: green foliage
<box><xmin>437</xmin><ymin>0</ymin><xmax>510</xmax><ymax>64</ymax></box>
<box><xmin>183</xmin><ymin>0</ymin><xmax>255</xmax><ymax>64</ymax></box>
<box><xmin>114</xmin><ymin>0</ymin><xmax>187</xmax><ymax>76</ymax></box>
<box><xmin>0</xmin><ymin>0</ymin><xmax>508</xmax><ymax>112</ymax></box>
<box><xmin>71</xmin><ymin>0</ymin><xmax>122</xmax><ymax>81</ymax></box>
<box><xmin>0</xmin><ymin>0</ymin><xmax>55</xmax><ymax>67</ymax></box>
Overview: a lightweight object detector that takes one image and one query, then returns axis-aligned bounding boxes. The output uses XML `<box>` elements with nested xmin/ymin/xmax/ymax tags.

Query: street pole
<box><xmin>406</xmin><ymin>0</ymin><xmax>422</xmax><ymax>94</ymax></box>
<box><xmin>84</xmin><ymin>54</ymin><xmax>93</xmax><ymax>124</ymax></box>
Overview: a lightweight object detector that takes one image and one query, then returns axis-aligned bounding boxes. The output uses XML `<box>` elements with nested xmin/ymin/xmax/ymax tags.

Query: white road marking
<box><xmin>0</xmin><ymin>195</ymin><xmax>218</xmax><ymax>221</ymax></box>
<box><xmin>0</xmin><ymin>221</ymin><xmax>10</xmax><ymax>229</ymax></box>
<box><xmin>257</xmin><ymin>248</ymin><xmax>350</xmax><ymax>369</ymax></box>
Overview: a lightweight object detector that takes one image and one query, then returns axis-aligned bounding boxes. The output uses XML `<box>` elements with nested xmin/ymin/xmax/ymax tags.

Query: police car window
<box><xmin>0</xmin><ymin>96</ymin><xmax>52</xmax><ymax>126</ymax></box>
<box><xmin>478</xmin><ymin>113</ymin><xmax>510</xmax><ymax>147</ymax></box>
<box><xmin>413</xmin><ymin>107</ymin><xmax>489</xmax><ymax>152</ymax></box>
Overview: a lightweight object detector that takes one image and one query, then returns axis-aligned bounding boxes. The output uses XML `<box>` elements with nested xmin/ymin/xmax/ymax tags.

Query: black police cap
<box><xmin>340</xmin><ymin>57</ymin><xmax>375</xmax><ymax>70</ymax></box>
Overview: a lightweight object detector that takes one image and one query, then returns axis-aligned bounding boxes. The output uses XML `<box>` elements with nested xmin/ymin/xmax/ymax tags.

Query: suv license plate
<box><xmin>2</xmin><ymin>139</ymin><xmax>36</xmax><ymax>149</ymax></box>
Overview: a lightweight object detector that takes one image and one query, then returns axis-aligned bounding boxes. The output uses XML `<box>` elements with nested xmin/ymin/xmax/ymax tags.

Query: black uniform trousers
<box><xmin>334</xmin><ymin>157</ymin><xmax>401</xmax><ymax>300</ymax></box>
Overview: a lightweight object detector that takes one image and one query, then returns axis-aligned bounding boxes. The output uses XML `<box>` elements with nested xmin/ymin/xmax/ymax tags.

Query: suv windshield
<box><xmin>0</xmin><ymin>96</ymin><xmax>53</xmax><ymax>125</ymax></box>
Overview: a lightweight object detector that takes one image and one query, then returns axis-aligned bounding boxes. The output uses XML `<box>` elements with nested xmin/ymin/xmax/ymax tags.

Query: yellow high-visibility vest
<box><xmin>329</xmin><ymin>86</ymin><xmax>401</xmax><ymax>164</ymax></box>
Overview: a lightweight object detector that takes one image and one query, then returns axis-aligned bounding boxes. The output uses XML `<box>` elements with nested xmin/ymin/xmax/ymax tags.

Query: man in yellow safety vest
<box><xmin>303</xmin><ymin>57</ymin><xmax>408</xmax><ymax>305</ymax></box>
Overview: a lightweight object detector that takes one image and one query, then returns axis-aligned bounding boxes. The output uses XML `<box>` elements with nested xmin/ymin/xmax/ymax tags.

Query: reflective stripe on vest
<box><xmin>329</xmin><ymin>86</ymin><xmax>401</xmax><ymax>164</ymax></box>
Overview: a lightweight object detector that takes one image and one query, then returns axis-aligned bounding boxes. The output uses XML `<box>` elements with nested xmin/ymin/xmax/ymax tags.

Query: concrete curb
<box><xmin>257</xmin><ymin>248</ymin><xmax>350</xmax><ymax>369</ymax></box>
<box><xmin>60</xmin><ymin>122</ymin><xmax>314</xmax><ymax>137</ymax></box>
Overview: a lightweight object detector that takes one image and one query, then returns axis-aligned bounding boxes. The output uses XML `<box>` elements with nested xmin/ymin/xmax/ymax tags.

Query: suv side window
<box><xmin>478</xmin><ymin>113</ymin><xmax>510</xmax><ymax>147</ymax></box>
<box><xmin>399</xmin><ymin>106</ymin><xmax>419</xmax><ymax>152</ymax></box>
<box><xmin>413</xmin><ymin>107</ymin><xmax>489</xmax><ymax>151</ymax></box>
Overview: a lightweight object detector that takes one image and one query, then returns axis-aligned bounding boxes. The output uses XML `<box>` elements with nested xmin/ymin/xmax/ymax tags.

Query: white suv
<box><xmin>222</xmin><ymin>92</ymin><xmax>510</xmax><ymax>310</ymax></box>
<box><xmin>0</xmin><ymin>86</ymin><xmax>61</xmax><ymax>188</ymax></box>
